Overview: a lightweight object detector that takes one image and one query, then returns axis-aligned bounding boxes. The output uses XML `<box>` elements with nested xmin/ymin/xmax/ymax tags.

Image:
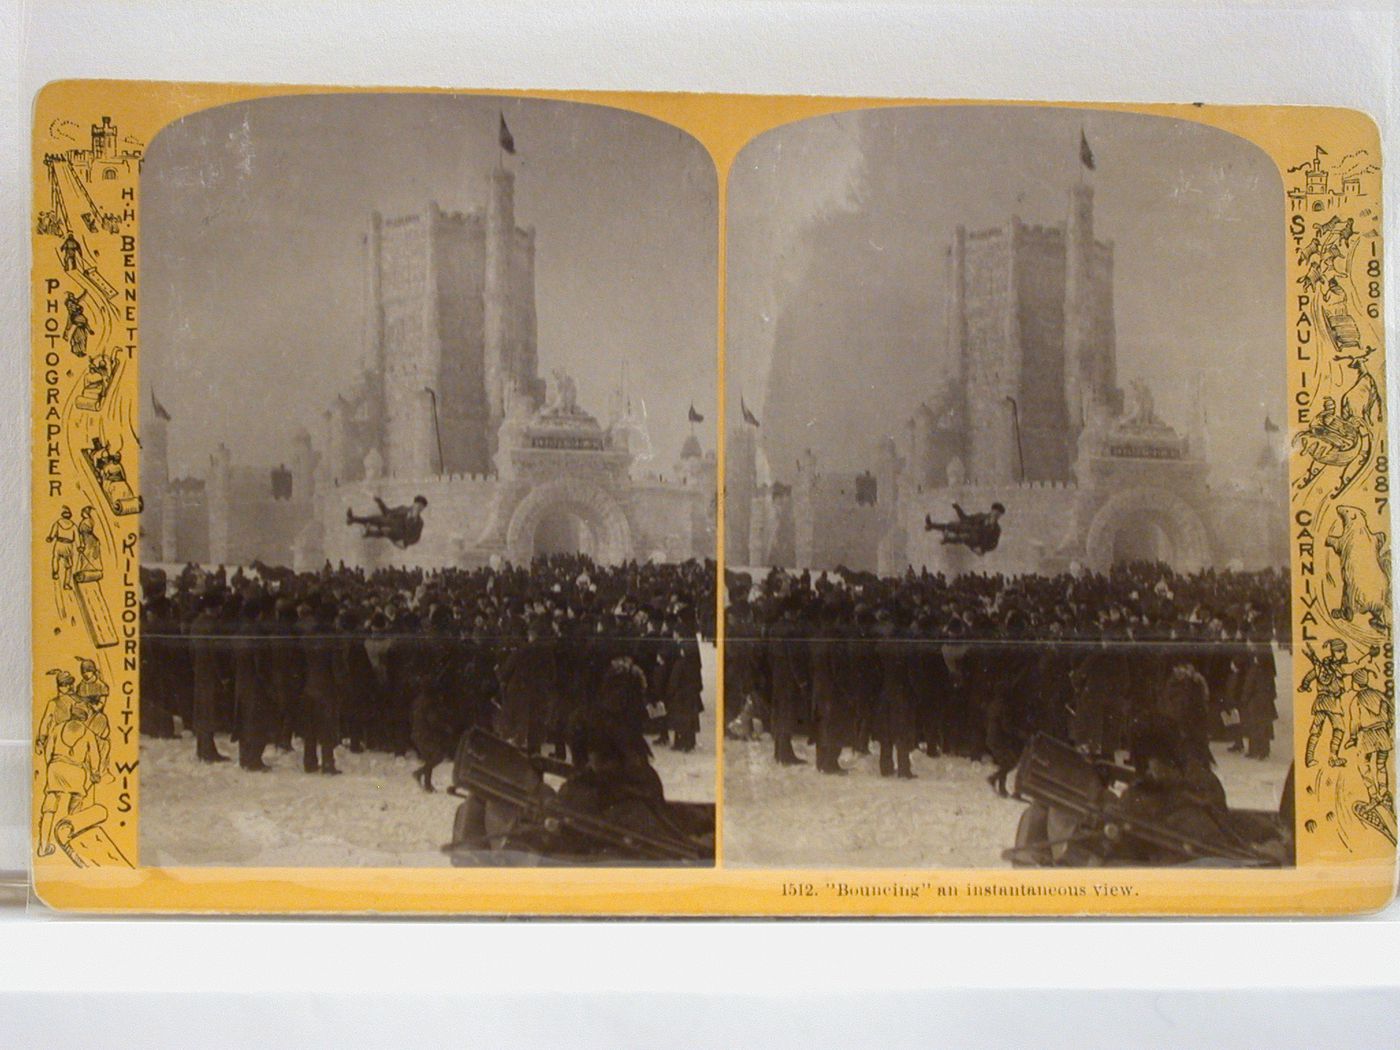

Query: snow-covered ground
<box><xmin>140</xmin><ymin>645</ymin><xmax>717</xmax><ymax>867</ymax></box>
<box><xmin>723</xmin><ymin>649</ymin><xmax>1295</xmax><ymax>869</ymax></box>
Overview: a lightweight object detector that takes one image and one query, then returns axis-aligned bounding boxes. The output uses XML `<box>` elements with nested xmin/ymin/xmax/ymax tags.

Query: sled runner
<box><xmin>442</xmin><ymin>729</ymin><xmax>713</xmax><ymax>867</ymax></box>
<box><xmin>74</xmin><ymin>578</ymin><xmax>118</xmax><ymax>648</ymax></box>
<box><xmin>1003</xmin><ymin>734</ymin><xmax>1292</xmax><ymax>868</ymax></box>
<box><xmin>54</xmin><ymin>804</ymin><xmax>132</xmax><ymax>869</ymax></box>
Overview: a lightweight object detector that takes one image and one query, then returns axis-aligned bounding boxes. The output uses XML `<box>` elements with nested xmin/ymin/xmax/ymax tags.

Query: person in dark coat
<box><xmin>269</xmin><ymin>598</ymin><xmax>305</xmax><ymax>752</ymax></box>
<box><xmin>1155</xmin><ymin>659</ymin><xmax>1215</xmax><ymax>771</ymax></box>
<box><xmin>495</xmin><ymin>619</ymin><xmax>558</xmax><ymax>754</ymax></box>
<box><xmin>910</xmin><ymin>611</ymin><xmax>953</xmax><ymax>757</ymax></box>
<box><xmin>724</xmin><ymin>599</ymin><xmax>761</xmax><ymax>740</ymax></box>
<box><xmin>665</xmin><ymin>616</ymin><xmax>704</xmax><ymax>753</ymax></box>
<box><xmin>1069</xmin><ymin>626</ymin><xmax>1128</xmax><ymax>759</ymax></box>
<box><xmin>766</xmin><ymin>600</ymin><xmax>809</xmax><ymax>765</ymax></box>
<box><xmin>874</xmin><ymin>608</ymin><xmax>918</xmax><ymax>779</ymax></box>
<box><xmin>810</xmin><ymin>599</ymin><xmax>852</xmax><ymax>775</ymax></box>
<box><xmin>840</xmin><ymin>609</ymin><xmax>879</xmax><ymax>756</ymax></box>
<box><xmin>299</xmin><ymin>600</ymin><xmax>341</xmax><ymax>775</ymax></box>
<box><xmin>138</xmin><ymin>595</ymin><xmax>179</xmax><ymax>739</ymax></box>
<box><xmin>583</xmin><ymin>648</ymin><xmax>651</xmax><ymax>762</ymax></box>
<box><xmin>984</xmin><ymin>612</ymin><xmax>1038</xmax><ymax>795</ymax></box>
<box><xmin>232</xmin><ymin>595</ymin><xmax>274</xmax><ymax>771</ymax></box>
<box><xmin>382</xmin><ymin>611</ymin><xmax>424</xmax><ymax>757</ymax></box>
<box><xmin>1237</xmin><ymin>628</ymin><xmax>1279</xmax><ymax>760</ymax></box>
<box><xmin>410</xmin><ymin>607</ymin><xmax>464</xmax><ymax>791</ymax></box>
<box><xmin>187</xmin><ymin>592</ymin><xmax>230</xmax><ymax>763</ymax></box>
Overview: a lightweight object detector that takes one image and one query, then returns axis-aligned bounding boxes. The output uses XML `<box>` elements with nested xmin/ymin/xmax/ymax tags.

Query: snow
<box><xmin>140</xmin><ymin>645</ymin><xmax>717</xmax><ymax>867</ymax></box>
<box><xmin>722</xmin><ymin>650</ymin><xmax>1295</xmax><ymax>869</ymax></box>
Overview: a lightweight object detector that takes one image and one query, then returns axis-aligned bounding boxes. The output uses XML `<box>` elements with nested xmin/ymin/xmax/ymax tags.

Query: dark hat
<box><xmin>413</xmin><ymin>495</ymin><xmax>428</xmax><ymax>507</ymax></box>
<box><xmin>991</xmin><ymin>502</ymin><xmax>1006</xmax><ymax>513</ymax></box>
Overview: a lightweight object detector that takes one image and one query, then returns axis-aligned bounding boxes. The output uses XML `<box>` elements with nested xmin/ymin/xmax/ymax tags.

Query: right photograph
<box><xmin>722</xmin><ymin>105</ymin><xmax>1294</xmax><ymax>869</ymax></box>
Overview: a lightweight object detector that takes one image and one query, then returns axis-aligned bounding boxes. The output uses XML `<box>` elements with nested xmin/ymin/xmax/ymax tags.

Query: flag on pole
<box><xmin>688</xmin><ymin>403</ymin><xmax>704</xmax><ymax>423</ymax></box>
<box><xmin>151</xmin><ymin>389</ymin><xmax>171</xmax><ymax>421</ymax></box>
<box><xmin>740</xmin><ymin>396</ymin><xmax>760</xmax><ymax>428</ymax></box>
<box><xmin>1264</xmin><ymin>414</ymin><xmax>1280</xmax><ymax>433</ymax></box>
<box><xmin>498</xmin><ymin>112</ymin><xmax>516</xmax><ymax>155</ymax></box>
<box><xmin>1079</xmin><ymin>129</ymin><xmax>1095</xmax><ymax>171</ymax></box>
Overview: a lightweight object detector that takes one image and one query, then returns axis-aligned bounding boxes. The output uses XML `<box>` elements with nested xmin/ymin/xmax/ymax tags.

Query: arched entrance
<box><xmin>505</xmin><ymin>478</ymin><xmax>633</xmax><ymax>565</ymax></box>
<box><xmin>532</xmin><ymin>505</ymin><xmax>598</xmax><ymax>558</ymax></box>
<box><xmin>1083</xmin><ymin>487</ymin><xmax>1212</xmax><ymax>572</ymax></box>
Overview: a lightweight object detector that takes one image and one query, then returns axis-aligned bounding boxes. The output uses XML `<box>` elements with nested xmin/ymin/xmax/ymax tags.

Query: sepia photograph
<box><xmin>134</xmin><ymin>94</ymin><xmax>718</xmax><ymax>867</ymax></box>
<box><xmin>722</xmin><ymin>106</ymin><xmax>1297</xmax><ymax>868</ymax></box>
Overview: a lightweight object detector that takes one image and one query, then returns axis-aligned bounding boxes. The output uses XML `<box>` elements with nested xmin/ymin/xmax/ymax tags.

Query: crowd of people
<box><xmin>140</xmin><ymin>555</ymin><xmax>715</xmax><ymax>791</ymax></box>
<box><xmin>725</xmin><ymin>562</ymin><xmax>1291</xmax><ymax>794</ymax></box>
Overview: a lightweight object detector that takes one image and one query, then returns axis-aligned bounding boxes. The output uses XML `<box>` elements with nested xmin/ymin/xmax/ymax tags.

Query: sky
<box><xmin>141</xmin><ymin>94</ymin><xmax>718</xmax><ymax>477</ymax></box>
<box><xmin>726</xmin><ymin>105</ymin><xmax>1286</xmax><ymax>483</ymax></box>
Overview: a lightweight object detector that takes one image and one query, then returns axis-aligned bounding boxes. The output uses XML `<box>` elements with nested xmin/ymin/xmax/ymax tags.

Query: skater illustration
<box><xmin>347</xmin><ymin>495</ymin><xmax>428</xmax><ymax>549</ymax></box>
<box><xmin>924</xmin><ymin>502</ymin><xmax>1005</xmax><ymax>556</ymax></box>
<box><xmin>1345</xmin><ymin>668</ymin><xmax>1393</xmax><ymax>839</ymax></box>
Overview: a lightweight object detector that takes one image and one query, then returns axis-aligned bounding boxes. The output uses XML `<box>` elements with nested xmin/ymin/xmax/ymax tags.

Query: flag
<box><xmin>688</xmin><ymin>403</ymin><xmax>704</xmax><ymax>423</ymax></box>
<box><xmin>1079</xmin><ymin>129</ymin><xmax>1095</xmax><ymax>171</ymax></box>
<box><xmin>151</xmin><ymin>389</ymin><xmax>171</xmax><ymax>421</ymax></box>
<box><xmin>740</xmin><ymin>396</ymin><xmax>760</xmax><ymax>428</ymax></box>
<box><xmin>1264</xmin><ymin>414</ymin><xmax>1280</xmax><ymax>433</ymax></box>
<box><xmin>498</xmin><ymin>113</ymin><xmax>515</xmax><ymax>155</ymax></box>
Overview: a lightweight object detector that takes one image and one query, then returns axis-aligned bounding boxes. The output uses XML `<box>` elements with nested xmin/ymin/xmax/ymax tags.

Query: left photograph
<box><xmin>136</xmin><ymin>94</ymin><xmax>718</xmax><ymax>867</ymax></box>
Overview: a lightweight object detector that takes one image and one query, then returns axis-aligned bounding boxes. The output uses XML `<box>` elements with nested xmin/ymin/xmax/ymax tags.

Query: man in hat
<box><xmin>58</xmin><ymin>232</ymin><xmax>82</xmax><ymax>271</ymax></box>
<box><xmin>36</xmin><ymin>668</ymin><xmax>80</xmax><ymax>755</ymax></box>
<box><xmin>924</xmin><ymin>502</ymin><xmax>1005</xmax><ymax>556</ymax></box>
<box><xmin>74</xmin><ymin>658</ymin><xmax>112</xmax><ymax>791</ymax></box>
<box><xmin>46</xmin><ymin>506</ymin><xmax>77</xmax><ymax>595</ymax></box>
<box><xmin>1110</xmin><ymin>724</ymin><xmax>1235</xmax><ymax>865</ymax></box>
<box><xmin>346</xmin><ymin>495</ymin><xmax>428</xmax><ymax>549</ymax></box>
<box><xmin>1302</xmin><ymin>637</ymin><xmax>1362</xmax><ymax>768</ymax></box>
<box><xmin>64</xmin><ymin>292</ymin><xmax>94</xmax><ymax>358</ymax></box>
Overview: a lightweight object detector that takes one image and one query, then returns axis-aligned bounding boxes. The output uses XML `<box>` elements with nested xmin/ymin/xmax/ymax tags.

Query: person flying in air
<box><xmin>924</xmin><ymin>501</ymin><xmax>1005</xmax><ymax>556</ymax></box>
<box><xmin>347</xmin><ymin>495</ymin><xmax>428</xmax><ymax>549</ymax></box>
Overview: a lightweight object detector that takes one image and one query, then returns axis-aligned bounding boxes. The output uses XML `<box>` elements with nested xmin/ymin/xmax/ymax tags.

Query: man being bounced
<box><xmin>924</xmin><ymin>501</ymin><xmax>1005</xmax><ymax>556</ymax></box>
<box><xmin>347</xmin><ymin>495</ymin><xmax>428</xmax><ymax>549</ymax></box>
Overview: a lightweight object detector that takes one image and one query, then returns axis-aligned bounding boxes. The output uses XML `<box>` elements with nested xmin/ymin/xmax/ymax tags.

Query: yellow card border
<box><xmin>29</xmin><ymin>81</ymin><xmax>1395</xmax><ymax>914</ymax></box>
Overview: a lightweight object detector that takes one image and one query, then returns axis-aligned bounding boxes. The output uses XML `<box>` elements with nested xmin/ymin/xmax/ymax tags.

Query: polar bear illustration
<box><xmin>1327</xmin><ymin>505</ymin><xmax>1391</xmax><ymax>632</ymax></box>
